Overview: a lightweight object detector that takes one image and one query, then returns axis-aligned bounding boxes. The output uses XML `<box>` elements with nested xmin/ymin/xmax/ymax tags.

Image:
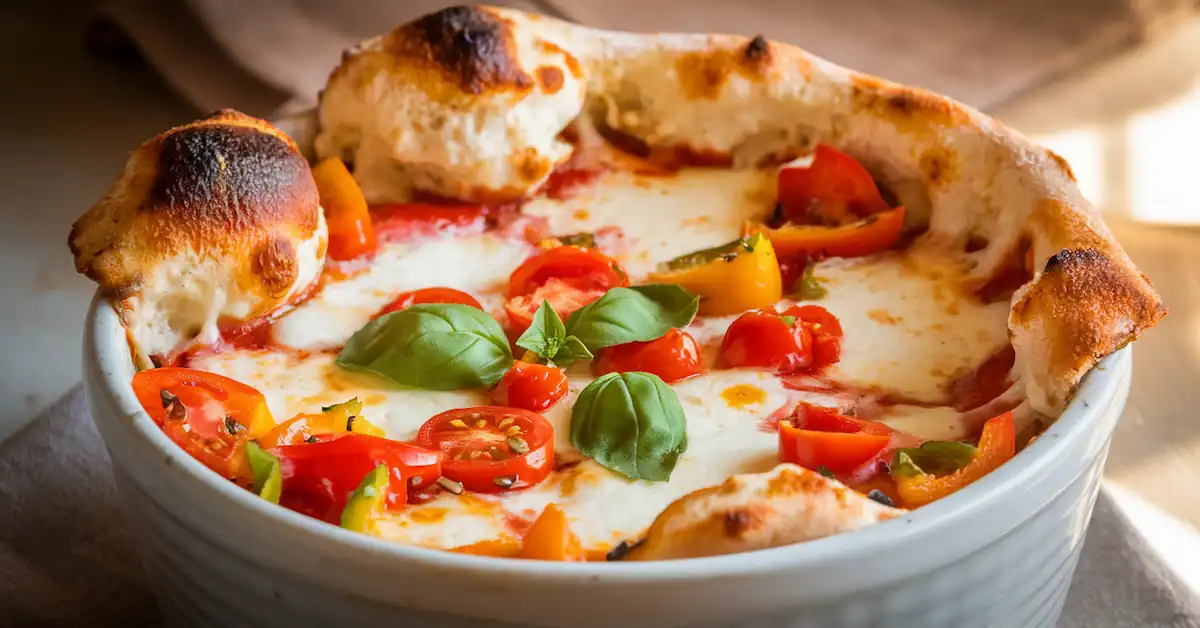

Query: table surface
<box><xmin>2</xmin><ymin>0</ymin><xmax>1198</xmax><ymax>592</ymax></box>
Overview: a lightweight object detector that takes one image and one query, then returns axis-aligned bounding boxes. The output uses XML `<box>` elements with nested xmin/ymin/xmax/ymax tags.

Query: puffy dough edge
<box><xmin>625</xmin><ymin>464</ymin><xmax>903</xmax><ymax>561</ymax></box>
<box><xmin>69</xmin><ymin>109</ymin><xmax>327</xmax><ymax>360</ymax></box>
<box><xmin>460</xmin><ymin>5</ymin><xmax>1164</xmax><ymax>417</ymax></box>
<box><xmin>315</xmin><ymin>5</ymin><xmax>587</xmax><ymax>204</ymax></box>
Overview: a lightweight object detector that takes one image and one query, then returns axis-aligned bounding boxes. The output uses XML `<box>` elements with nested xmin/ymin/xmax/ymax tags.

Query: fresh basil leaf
<box><xmin>337</xmin><ymin>303</ymin><xmax>513</xmax><ymax>390</ymax></box>
<box><xmin>557</xmin><ymin>335</ymin><xmax>594</xmax><ymax>363</ymax></box>
<box><xmin>515</xmin><ymin>301</ymin><xmax>593</xmax><ymax>366</ymax></box>
<box><xmin>892</xmin><ymin>441</ymin><xmax>978</xmax><ymax>478</ymax></box>
<box><xmin>570</xmin><ymin>371</ymin><xmax>688</xmax><ymax>481</ymax></box>
<box><xmin>793</xmin><ymin>261</ymin><xmax>827</xmax><ymax>300</ymax></box>
<box><xmin>816</xmin><ymin>465</ymin><xmax>835</xmax><ymax>478</ymax></box>
<box><xmin>566</xmin><ymin>285</ymin><xmax>699</xmax><ymax>351</ymax></box>
<box><xmin>245</xmin><ymin>441</ymin><xmax>281</xmax><ymax>504</ymax></box>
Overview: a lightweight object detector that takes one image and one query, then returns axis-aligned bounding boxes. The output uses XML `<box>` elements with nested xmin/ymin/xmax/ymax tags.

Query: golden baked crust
<box><xmin>626</xmin><ymin>464</ymin><xmax>902</xmax><ymax>561</ymax></box>
<box><xmin>69</xmin><ymin>110</ymin><xmax>327</xmax><ymax>359</ymax></box>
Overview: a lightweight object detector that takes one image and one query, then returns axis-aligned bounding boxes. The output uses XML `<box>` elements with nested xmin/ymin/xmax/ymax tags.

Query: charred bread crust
<box><xmin>625</xmin><ymin>464</ymin><xmax>902</xmax><ymax>561</ymax></box>
<box><xmin>70</xmin><ymin>109</ymin><xmax>326</xmax><ymax>358</ymax></box>
<box><xmin>315</xmin><ymin>5</ymin><xmax>586</xmax><ymax>204</ymax></box>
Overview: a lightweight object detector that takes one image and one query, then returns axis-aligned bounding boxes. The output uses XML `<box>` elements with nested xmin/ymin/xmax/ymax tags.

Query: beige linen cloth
<box><xmin>2</xmin><ymin>1</ymin><xmax>1199</xmax><ymax>625</ymax></box>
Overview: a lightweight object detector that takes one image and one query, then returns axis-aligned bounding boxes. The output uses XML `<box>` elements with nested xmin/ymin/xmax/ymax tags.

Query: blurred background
<box><xmin>2</xmin><ymin>0</ymin><xmax>1199</xmax><ymax>586</ymax></box>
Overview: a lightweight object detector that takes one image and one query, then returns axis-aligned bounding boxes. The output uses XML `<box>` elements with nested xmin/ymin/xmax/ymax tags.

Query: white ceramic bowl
<box><xmin>83</xmin><ymin>291</ymin><xmax>1131</xmax><ymax>628</ymax></box>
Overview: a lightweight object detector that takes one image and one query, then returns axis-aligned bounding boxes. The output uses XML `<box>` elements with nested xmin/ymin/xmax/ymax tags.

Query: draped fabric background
<box><xmin>103</xmin><ymin>0</ymin><xmax>1195</xmax><ymax>116</ymax></box>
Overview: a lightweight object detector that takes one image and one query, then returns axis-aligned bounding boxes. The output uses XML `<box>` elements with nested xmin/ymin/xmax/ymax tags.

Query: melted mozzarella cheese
<box><xmin>191</xmin><ymin>164</ymin><xmax>1010</xmax><ymax>552</ymax></box>
<box><xmin>522</xmin><ymin>168</ymin><xmax>776</xmax><ymax>279</ymax></box>
<box><xmin>272</xmin><ymin>234</ymin><xmax>532</xmax><ymax>352</ymax></box>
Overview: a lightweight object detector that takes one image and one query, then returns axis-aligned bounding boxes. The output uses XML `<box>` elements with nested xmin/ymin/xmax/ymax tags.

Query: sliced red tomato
<box><xmin>717</xmin><ymin>310</ymin><xmax>813</xmax><ymax>374</ymax></box>
<box><xmin>416</xmin><ymin>407</ymin><xmax>555</xmax><ymax>493</ymax></box>
<box><xmin>504</xmin><ymin>278</ymin><xmax>605</xmax><ymax>334</ymax></box>
<box><xmin>780</xmin><ymin>304</ymin><xmax>844</xmax><ymax>369</ymax></box>
<box><xmin>271</xmin><ymin>434</ymin><xmax>441</xmax><ymax>523</ymax></box>
<box><xmin>779</xmin><ymin>403</ymin><xmax>892</xmax><ymax>473</ymax></box>
<box><xmin>506</xmin><ymin>246</ymin><xmax>628</xmax><ymax>299</ymax></box>
<box><xmin>132</xmin><ymin>367</ymin><xmax>275</xmax><ymax>481</ymax></box>
<box><xmin>375</xmin><ymin>287</ymin><xmax>483</xmax><ymax>319</ymax></box>
<box><xmin>371</xmin><ymin>203</ymin><xmax>490</xmax><ymax>242</ymax></box>
<box><xmin>593</xmin><ymin>329</ymin><xmax>705</xmax><ymax>384</ymax></box>
<box><xmin>753</xmin><ymin>206</ymin><xmax>906</xmax><ymax>260</ymax></box>
<box><xmin>490</xmin><ymin>362</ymin><xmax>569</xmax><ymax>412</ymax></box>
<box><xmin>777</xmin><ymin>144</ymin><xmax>889</xmax><ymax>224</ymax></box>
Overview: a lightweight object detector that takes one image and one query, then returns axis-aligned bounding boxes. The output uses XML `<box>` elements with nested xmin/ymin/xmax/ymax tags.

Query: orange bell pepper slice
<box><xmin>451</xmin><ymin>539</ymin><xmax>522</xmax><ymax>557</ymax></box>
<box><xmin>745</xmin><ymin>205</ymin><xmax>906</xmax><ymax>260</ymax></box>
<box><xmin>519</xmin><ymin>504</ymin><xmax>585</xmax><ymax>561</ymax></box>
<box><xmin>312</xmin><ymin>157</ymin><xmax>376</xmax><ymax>261</ymax></box>
<box><xmin>895</xmin><ymin>411</ymin><xmax>1016</xmax><ymax>507</ymax></box>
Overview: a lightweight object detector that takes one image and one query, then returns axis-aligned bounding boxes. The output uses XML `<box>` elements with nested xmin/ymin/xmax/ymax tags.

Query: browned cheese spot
<box><xmin>252</xmin><ymin>235</ymin><xmax>299</xmax><ymax>297</ymax></box>
<box><xmin>536</xmin><ymin>66</ymin><xmax>565</xmax><ymax>94</ymax></box>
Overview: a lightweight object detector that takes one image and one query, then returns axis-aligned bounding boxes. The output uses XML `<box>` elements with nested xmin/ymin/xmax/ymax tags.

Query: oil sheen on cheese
<box><xmin>191</xmin><ymin>166</ymin><xmax>1009</xmax><ymax>551</ymax></box>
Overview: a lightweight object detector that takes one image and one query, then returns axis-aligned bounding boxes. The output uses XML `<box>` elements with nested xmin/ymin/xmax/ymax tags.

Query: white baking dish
<box><xmin>83</xmin><ymin>288</ymin><xmax>1131</xmax><ymax>628</ymax></box>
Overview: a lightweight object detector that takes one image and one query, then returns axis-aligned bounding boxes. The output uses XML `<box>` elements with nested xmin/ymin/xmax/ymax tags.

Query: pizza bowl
<box><xmin>76</xmin><ymin>6</ymin><xmax>1162</xmax><ymax>627</ymax></box>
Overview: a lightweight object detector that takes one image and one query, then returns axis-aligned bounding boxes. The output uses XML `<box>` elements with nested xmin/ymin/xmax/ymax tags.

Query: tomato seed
<box><xmin>449</xmin><ymin>419</ymin><xmax>468</xmax><ymax>429</ymax></box>
<box><xmin>474</xmin><ymin>419</ymin><xmax>488</xmax><ymax>429</ymax></box>
<box><xmin>493</xmin><ymin>475</ymin><xmax>515</xmax><ymax>488</ymax></box>
<box><xmin>497</xmin><ymin>418</ymin><xmax>515</xmax><ymax>430</ymax></box>
<box><xmin>505</xmin><ymin>425</ymin><xmax>522</xmax><ymax>436</ymax></box>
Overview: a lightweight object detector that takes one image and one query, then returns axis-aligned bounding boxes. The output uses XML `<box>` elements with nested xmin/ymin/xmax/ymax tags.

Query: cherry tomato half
<box><xmin>132</xmin><ymin>367</ymin><xmax>275</xmax><ymax>481</ymax></box>
<box><xmin>779</xmin><ymin>403</ymin><xmax>892</xmax><ymax>473</ymax></box>
<box><xmin>376</xmin><ymin>287</ymin><xmax>483</xmax><ymax>319</ymax></box>
<box><xmin>717</xmin><ymin>310</ymin><xmax>813</xmax><ymax>374</ymax></box>
<box><xmin>507</xmin><ymin>246</ymin><xmax>628</xmax><ymax>299</ymax></box>
<box><xmin>271</xmin><ymin>434</ymin><xmax>441</xmax><ymax>522</ymax></box>
<box><xmin>593</xmin><ymin>329</ymin><xmax>705</xmax><ymax>384</ymax></box>
<box><xmin>777</xmin><ymin>144</ymin><xmax>889</xmax><ymax>225</ymax></box>
<box><xmin>780</xmin><ymin>304</ymin><xmax>844</xmax><ymax>369</ymax></box>
<box><xmin>416</xmin><ymin>407</ymin><xmax>555</xmax><ymax>494</ymax></box>
<box><xmin>505</xmin><ymin>278</ymin><xmax>605</xmax><ymax>334</ymax></box>
<box><xmin>490</xmin><ymin>362</ymin><xmax>569</xmax><ymax>413</ymax></box>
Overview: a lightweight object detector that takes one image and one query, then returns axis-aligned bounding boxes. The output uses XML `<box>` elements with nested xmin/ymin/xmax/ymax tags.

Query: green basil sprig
<box><xmin>570</xmin><ymin>371</ymin><xmax>688</xmax><ymax>482</ymax></box>
<box><xmin>565</xmin><ymin>285</ymin><xmax>699</xmax><ymax>352</ymax></box>
<box><xmin>515</xmin><ymin>301</ymin><xmax>593</xmax><ymax>366</ymax></box>
<box><xmin>245</xmin><ymin>441</ymin><xmax>282</xmax><ymax>504</ymax></box>
<box><xmin>891</xmin><ymin>441</ymin><xmax>978</xmax><ymax>478</ymax></box>
<box><xmin>337</xmin><ymin>303</ymin><xmax>513</xmax><ymax>390</ymax></box>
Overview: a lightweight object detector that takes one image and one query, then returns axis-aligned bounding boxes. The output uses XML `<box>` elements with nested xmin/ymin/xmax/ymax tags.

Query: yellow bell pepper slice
<box><xmin>340</xmin><ymin>464</ymin><xmax>390</xmax><ymax>534</ymax></box>
<box><xmin>648</xmin><ymin>233</ymin><xmax>782</xmax><ymax>316</ymax></box>
<box><xmin>244</xmin><ymin>441</ymin><xmax>282</xmax><ymax>504</ymax></box>
<box><xmin>257</xmin><ymin>398</ymin><xmax>385</xmax><ymax>448</ymax></box>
